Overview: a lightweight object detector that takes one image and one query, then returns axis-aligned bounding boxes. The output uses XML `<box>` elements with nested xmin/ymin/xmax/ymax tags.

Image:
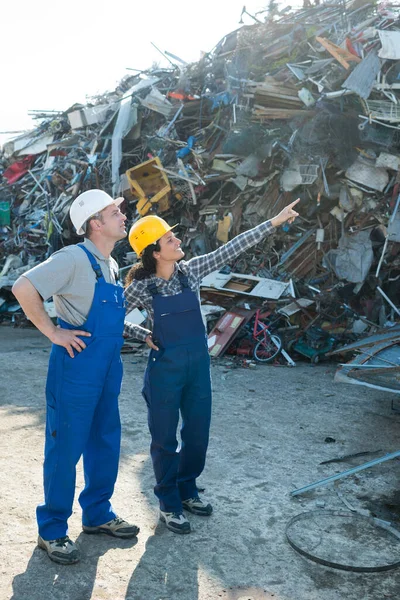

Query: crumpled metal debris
<box><xmin>2</xmin><ymin>1</ymin><xmax>400</xmax><ymax>357</ymax></box>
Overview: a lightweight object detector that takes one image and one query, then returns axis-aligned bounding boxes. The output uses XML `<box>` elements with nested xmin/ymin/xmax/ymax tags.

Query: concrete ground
<box><xmin>1</xmin><ymin>325</ymin><xmax>400</xmax><ymax>600</ymax></box>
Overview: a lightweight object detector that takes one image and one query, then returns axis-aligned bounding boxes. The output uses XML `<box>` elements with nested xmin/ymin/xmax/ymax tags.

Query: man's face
<box><xmin>94</xmin><ymin>204</ymin><xmax>127</xmax><ymax>241</ymax></box>
<box><xmin>155</xmin><ymin>231</ymin><xmax>184</xmax><ymax>262</ymax></box>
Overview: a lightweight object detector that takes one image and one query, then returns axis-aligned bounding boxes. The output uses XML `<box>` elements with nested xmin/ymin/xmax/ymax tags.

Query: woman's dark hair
<box><xmin>125</xmin><ymin>240</ymin><xmax>161</xmax><ymax>286</ymax></box>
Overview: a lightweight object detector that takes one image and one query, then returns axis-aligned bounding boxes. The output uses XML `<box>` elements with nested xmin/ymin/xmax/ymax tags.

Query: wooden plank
<box><xmin>316</xmin><ymin>36</ymin><xmax>361</xmax><ymax>70</ymax></box>
<box><xmin>252</xmin><ymin>105</ymin><xmax>309</xmax><ymax>119</ymax></box>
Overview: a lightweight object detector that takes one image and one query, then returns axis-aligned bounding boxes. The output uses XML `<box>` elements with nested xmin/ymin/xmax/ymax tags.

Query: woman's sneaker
<box><xmin>160</xmin><ymin>511</ymin><xmax>191</xmax><ymax>534</ymax></box>
<box><xmin>182</xmin><ymin>497</ymin><xmax>213</xmax><ymax>516</ymax></box>
<box><xmin>37</xmin><ymin>535</ymin><xmax>80</xmax><ymax>565</ymax></box>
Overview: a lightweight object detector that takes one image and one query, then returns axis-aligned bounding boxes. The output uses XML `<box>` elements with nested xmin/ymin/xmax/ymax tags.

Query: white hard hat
<box><xmin>70</xmin><ymin>190</ymin><xmax>124</xmax><ymax>235</ymax></box>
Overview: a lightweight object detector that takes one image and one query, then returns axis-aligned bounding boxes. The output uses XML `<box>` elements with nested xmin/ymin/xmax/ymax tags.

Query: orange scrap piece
<box><xmin>316</xmin><ymin>36</ymin><xmax>361</xmax><ymax>70</ymax></box>
<box><xmin>167</xmin><ymin>91</ymin><xmax>196</xmax><ymax>101</ymax></box>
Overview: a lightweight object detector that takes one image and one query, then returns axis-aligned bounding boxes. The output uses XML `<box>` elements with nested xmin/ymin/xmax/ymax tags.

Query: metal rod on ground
<box><xmin>291</xmin><ymin>450</ymin><xmax>400</xmax><ymax>496</ymax></box>
<box><xmin>339</xmin><ymin>364</ymin><xmax>393</xmax><ymax>368</ymax></box>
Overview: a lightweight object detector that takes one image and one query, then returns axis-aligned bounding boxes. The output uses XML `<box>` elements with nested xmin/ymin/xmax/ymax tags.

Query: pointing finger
<box><xmin>289</xmin><ymin>198</ymin><xmax>301</xmax><ymax>208</ymax></box>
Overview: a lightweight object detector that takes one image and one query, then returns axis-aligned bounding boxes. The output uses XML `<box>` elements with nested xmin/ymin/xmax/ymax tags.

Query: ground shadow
<box><xmin>11</xmin><ymin>532</ymin><xmax>138</xmax><ymax>600</ymax></box>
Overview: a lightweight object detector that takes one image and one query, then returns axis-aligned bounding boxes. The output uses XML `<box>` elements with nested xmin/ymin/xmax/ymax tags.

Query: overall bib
<box><xmin>143</xmin><ymin>271</ymin><xmax>212</xmax><ymax>513</ymax></box>
<box><xmin>37</xmin><ymin>245</ymin><xmax>125</xmax><ymax>540</ymax></box>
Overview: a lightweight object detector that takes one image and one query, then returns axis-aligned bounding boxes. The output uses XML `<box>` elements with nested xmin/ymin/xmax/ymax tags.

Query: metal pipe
<box><xmin>291</xmin><ymin>450</ymin><xmax>400</xmax><ymax>496</ymax></box>
<box><xmin>377</xmin><ymin>286</ymin><xmax>400</xmax><ymax>318</ymax></box>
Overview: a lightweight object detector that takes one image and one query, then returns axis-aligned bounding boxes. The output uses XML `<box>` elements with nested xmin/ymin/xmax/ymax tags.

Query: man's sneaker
<box><xmin>37</xmin><ymin>535</ymin><xmax>80</xmax><ymax>565</ymax></box>
<box><xmin>182</xmin><ymin>497</ymin><xmax>213</xmax><ymax>516</ymax></box>
<box><xmin>82</xmin><ymin>516</ymin><xmax>140</xmax><ymax>538</ymax></box>
<box><xmin>160</xmin><ymin>511</ymin><xmax>191</xmax><ymax>534</ymax></box>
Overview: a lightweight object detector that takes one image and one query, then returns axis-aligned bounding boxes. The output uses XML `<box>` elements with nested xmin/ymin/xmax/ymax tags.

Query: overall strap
<box><xmin>147</xmin><ymin>281</ymin><xmax>159</xmax><ymax>297</ymax></box>
<box><xmin>78</xmin><ymin>244</ymin><xmax>104</xmax><ymax>280</ymax></box>
<box><xmin>178</xmin><ymin>270</ymin><xmax>190</xmax><ymax>289</ymax></box>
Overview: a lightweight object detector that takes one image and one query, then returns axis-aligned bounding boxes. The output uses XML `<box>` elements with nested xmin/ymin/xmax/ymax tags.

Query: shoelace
<box><xmin>170</xmin><ymin>513</ymin><xmax>185</xmax><ymax>520</ymax></box>
<box><xmin>54</xmin><ymin>536</ymin><xmax>72</xmax><ymax>547</ymax></box>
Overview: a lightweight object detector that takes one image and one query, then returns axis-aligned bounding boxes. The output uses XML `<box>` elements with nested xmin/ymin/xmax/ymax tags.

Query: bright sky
<box><xmin>0</xmin><ymin>0</ymin><xmax>274</xmax><ymax>145</ymax></box>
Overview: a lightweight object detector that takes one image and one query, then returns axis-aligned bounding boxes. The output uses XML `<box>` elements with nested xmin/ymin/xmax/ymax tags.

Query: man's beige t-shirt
<box><xmin>23</xmin><ymin>239</ymin><xmax>121</xmax><ymax>327</ymax></box>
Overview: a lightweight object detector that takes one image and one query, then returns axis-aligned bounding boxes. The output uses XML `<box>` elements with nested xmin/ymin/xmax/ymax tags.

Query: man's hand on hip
<box><xmin>50</xmin><ymin>327</ymin><xmax>91</xmax><ymax>358</ymax></box>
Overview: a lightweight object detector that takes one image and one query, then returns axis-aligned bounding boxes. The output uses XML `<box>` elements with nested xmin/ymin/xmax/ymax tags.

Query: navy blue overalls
<box><xmin>37</xmin><ymin>245</ymin><xmax>125</xmax><ymax>540</ymax></box>
<box><xmin>142</xmin><ymin>270</ymin><xmax>212</xmax><ymax>513</ymax></box>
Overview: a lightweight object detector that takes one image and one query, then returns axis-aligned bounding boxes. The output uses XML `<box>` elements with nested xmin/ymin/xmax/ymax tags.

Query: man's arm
<box><xmin>186</xmin><ymin>199</ymin><xmax>300</xmax><ymax>279</ymax></box>
<box><xmin>12</xmin><ymin>278</ymin><xmax>91</xmax><ymax>358</ymax></box>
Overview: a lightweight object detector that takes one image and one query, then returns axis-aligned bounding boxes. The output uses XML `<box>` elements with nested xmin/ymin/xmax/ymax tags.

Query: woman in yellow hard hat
<box><xmin>125</xmin><ymin>200</ymin><xmax>300</xmax><ymax>534</ymax></box>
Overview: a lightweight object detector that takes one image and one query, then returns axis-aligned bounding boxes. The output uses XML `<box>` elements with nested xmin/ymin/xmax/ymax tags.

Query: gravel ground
<box><xmin>1</xmin><ymin>326</ymin><xmax>400</xmax><ymax>600</ymax></box>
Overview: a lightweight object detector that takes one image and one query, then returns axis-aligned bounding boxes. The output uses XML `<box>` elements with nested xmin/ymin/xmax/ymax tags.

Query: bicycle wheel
<box><xmin>253</xmin><ymin>334</ymin><xmax>282</xmax><ymax>363</ymax></box>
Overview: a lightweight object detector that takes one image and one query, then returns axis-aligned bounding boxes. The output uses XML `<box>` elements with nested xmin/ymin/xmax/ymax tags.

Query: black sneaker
<box><xmin>160</xmin><ymin>511</ymin><xmax>191</xmax><ymax>534</ymax></box>
<box><xmin>37</xmin><ymin>535</ymin><xmax>80</xmax><ymax>565</ymax></box>
<box><xmin>182</xmin><ymin>497</ymin><xmax>213</xmax><ymax>516</ymax></box>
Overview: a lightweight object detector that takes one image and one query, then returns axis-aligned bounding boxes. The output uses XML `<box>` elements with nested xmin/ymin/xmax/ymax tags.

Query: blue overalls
<box><xmin>37</xmin><ymin>244</ymin><xmax>125</xmax><ymax>540</ymax></box>
<box><xmin>142</xmin><ymin>270</ymin><xmax>212</xmax><ymax>513</ymax></box>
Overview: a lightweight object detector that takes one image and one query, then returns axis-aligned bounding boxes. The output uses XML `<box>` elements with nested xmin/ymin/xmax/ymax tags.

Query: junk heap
<box><xmin>1</xmin><ymin>0</ymin><xmax>400</xmax><ymax>371</ymax></box>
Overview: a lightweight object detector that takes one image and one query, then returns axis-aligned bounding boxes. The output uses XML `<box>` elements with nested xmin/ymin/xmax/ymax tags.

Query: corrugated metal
<box><xmin>330</xmin><ymin>327</ymin><xmax>400</xmax><ymax>355</ymax></box>
<box><xmin>342</xmin><ymin>51</ymin><xmax>381</xmax><ymax>99</ymax></box>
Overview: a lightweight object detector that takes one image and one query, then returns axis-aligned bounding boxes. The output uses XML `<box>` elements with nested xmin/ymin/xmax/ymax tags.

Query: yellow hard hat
<box><xmin>128</xmin><ymin>215</ymin><xmax>178</xmax><ymax>256</ymax></box>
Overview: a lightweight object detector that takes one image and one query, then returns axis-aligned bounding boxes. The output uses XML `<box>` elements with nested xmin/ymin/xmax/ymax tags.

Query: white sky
<box><xmin>0</xmin><ymin>0</ymin><xmax>275</xmax><ymax>145</ymax></box>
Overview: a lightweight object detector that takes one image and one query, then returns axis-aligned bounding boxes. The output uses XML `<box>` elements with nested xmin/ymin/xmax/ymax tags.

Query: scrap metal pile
<box><xmin>1</xmin><ymin>0</ymin><xmax>400</xmax><ymax>372</ymax></box>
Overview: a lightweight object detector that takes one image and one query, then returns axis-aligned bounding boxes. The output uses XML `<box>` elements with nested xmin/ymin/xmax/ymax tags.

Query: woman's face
<box><xmin>154</xmin><ymin>231</ymin><xmax>185</xmax><ymax>262</ymax></box>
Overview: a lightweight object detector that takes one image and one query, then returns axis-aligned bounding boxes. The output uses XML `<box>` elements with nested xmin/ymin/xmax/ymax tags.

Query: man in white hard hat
<box><xmin>12</xmin><ymin>189</ymin><xmax>152</xmax><ymax>565</ymax></box>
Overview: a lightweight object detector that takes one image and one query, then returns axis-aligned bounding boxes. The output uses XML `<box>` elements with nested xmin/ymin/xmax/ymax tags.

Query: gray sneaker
<box><xmin>160</xmin><ymin>511</ymin><xmax>191</xmax><ymax>534</ymax></box>
<box><xmin>82</xmin><ymin>516</ymin><xmax>139</xmax><ymax>538</ymax></box>
<box><xmin>182</xmin><ymin>497</ymin><xmax>213</xmax><ymax>516</ymax></box>
<box><xmin>37</xmin><ymin>535</ymin><xmax>80</xmax><ymax>565</ymax></box>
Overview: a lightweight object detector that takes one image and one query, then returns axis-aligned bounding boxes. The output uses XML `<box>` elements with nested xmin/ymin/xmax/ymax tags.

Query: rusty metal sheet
<box><xmin>207</xmin><ymin>308</ymin><xmax>254</xmax><ymax>357</ymax></box>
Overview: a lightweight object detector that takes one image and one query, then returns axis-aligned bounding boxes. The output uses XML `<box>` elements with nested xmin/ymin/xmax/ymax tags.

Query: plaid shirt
<box><xmin>124</xmin><ymin>219</ymin><xmax>275</xmax><ymax>341</ymax></box>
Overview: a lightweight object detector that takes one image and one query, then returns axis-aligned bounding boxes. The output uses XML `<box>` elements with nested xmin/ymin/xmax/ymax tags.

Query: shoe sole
<box><xmin>37</xmin><ymin>539</ymin><xmax>80</xmax><ymax>565</ymax></box>
<box><xmin>82</xmin><ymin>526</ymin><xmax>140</xmax><ymax>539</ymax></box>
<box><xmin>160</xmin><ymin>515</ymin><xmax>191</xmax><ymax>534</ymax></box>
<box><xmin>182</xmin><ymin>505</ymin><xmax>213</xmax><ymax>516</ymax></box>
